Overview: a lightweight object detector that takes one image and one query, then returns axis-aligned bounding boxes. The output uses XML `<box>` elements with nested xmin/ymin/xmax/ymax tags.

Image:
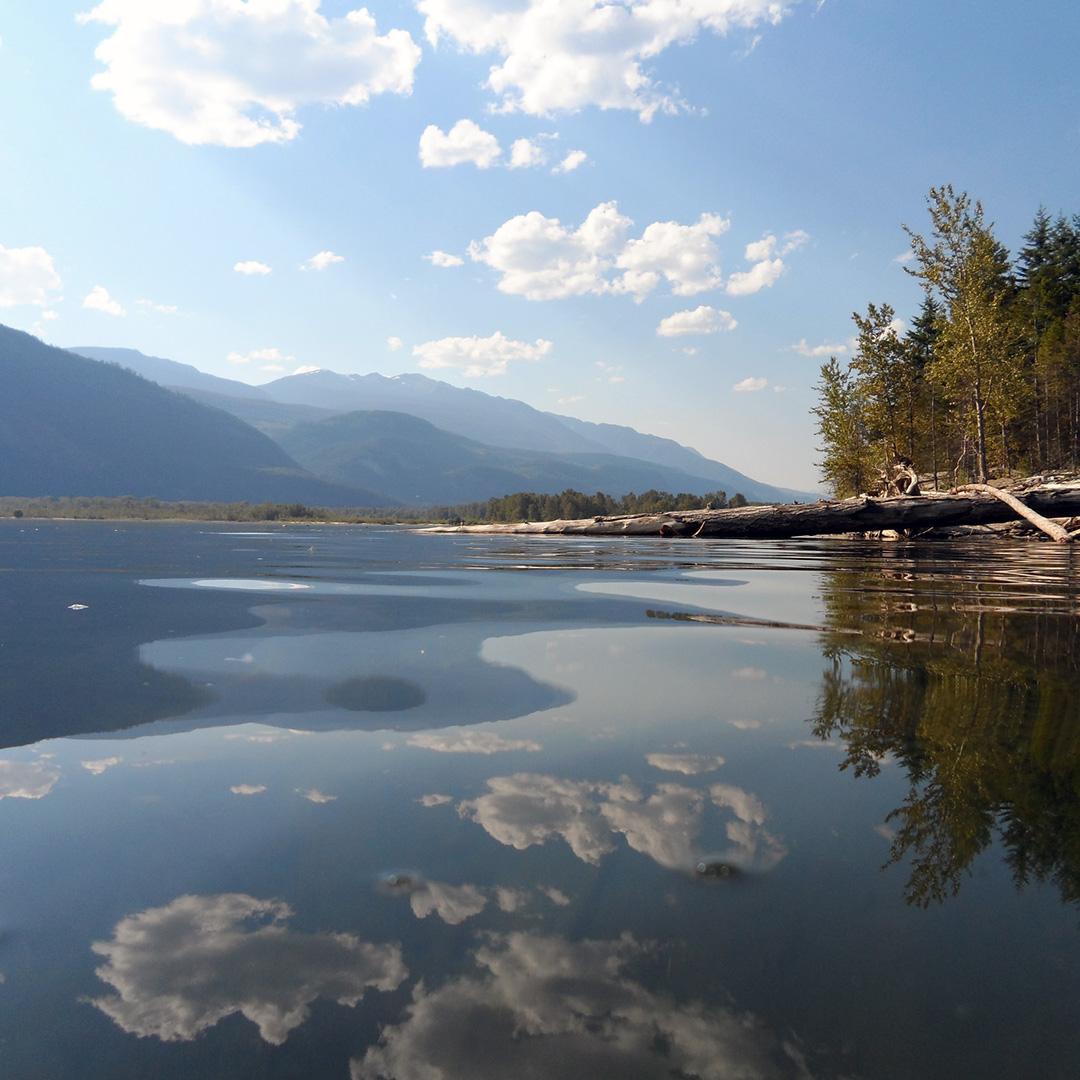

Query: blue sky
<box><xmin>2</xmin><ymin>0</ymin><xmax>1077</xmax><ymax>490</ymax></box>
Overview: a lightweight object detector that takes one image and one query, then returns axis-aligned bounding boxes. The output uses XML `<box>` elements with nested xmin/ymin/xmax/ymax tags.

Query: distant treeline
<box><xmin>814</xmin><ymin>188</ymin><xmax>1080</xmax><ymax>495</ymax></box>
<box><xmin>0</xmin><ymin>488</ymin><xmax>747</xmax><ymax>524</ymax></box>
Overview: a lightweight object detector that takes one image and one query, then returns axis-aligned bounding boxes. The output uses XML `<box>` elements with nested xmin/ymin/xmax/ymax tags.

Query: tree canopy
<box><xmin>813</xmin><ymin>189</ymin><xmax>1080</xmax><ymax>494</ymax></box>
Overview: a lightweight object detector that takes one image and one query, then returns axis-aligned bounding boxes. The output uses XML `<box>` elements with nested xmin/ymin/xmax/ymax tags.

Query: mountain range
<box><xmin>70</xmin><ymin>345</ymin><xmax>812</xmax><ymax>505</ymax></box>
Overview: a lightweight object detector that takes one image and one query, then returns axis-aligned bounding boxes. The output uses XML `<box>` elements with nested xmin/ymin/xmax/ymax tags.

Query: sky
<box><xmin>1</xmin><ymin>1</ymin><xmax>1078</xmax><ymax>491</ymax></box>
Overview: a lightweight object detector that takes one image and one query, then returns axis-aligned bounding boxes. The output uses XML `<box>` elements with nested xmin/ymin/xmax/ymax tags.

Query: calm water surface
<box><xmin>1</xmin><ymin>520</ymin><xmax>1079</xmax><ymax>1079</ymax></box>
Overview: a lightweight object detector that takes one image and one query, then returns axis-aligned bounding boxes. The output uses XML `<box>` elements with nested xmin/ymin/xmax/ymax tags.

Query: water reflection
<box><xmin>90</xmin><ymin>893</ymin><xmax>407</xmax><ymax>1045</ymax></box>
<box><xmin>810</xmin><ymin>550</ymin><xmax>1080</xmax><ymax>909</ymax></box>
<box><xmin>351</xmin><ymin>931</ymin><xmax>814</xmax><ymax>1080</ymax></box>
<box><xmin>0</xmin><ymin>758</ymin><xmax>60</xmax><ymax>799</ymax></box>
<box><xmin>456</xmin><ymin>773</ymin><xmax>786</xmax><ymax>873</ymax></box>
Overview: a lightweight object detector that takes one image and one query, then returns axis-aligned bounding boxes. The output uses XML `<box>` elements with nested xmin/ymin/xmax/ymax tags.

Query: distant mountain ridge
<box><xmin>1</xmin><ymin>328</ymin><xmax>391</xmax><ymax>506</ymax></box>
<box><xmin>72</xmin><ymin>346</ymin><xmax>812</xmax><ymax>503</ymax></box>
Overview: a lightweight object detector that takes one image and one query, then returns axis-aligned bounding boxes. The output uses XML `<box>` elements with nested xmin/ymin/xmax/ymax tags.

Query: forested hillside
<box><xmin>813</xmin><ymin>188</ymin><xmax>1080</xmax><ymax>494</ymax></box>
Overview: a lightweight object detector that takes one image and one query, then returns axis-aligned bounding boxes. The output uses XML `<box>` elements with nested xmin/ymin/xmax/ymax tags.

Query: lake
<box><xmin>1</xmin><ymin>519</ymin><xmax>1078</xmax><ymax>1079</ymax></box>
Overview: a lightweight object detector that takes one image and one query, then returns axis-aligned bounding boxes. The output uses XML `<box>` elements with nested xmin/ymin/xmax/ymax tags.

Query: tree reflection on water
<box><xmin>810</xmin><ymin>548</ymin><xmax>1080</xmax><ymax>910</ymax></box>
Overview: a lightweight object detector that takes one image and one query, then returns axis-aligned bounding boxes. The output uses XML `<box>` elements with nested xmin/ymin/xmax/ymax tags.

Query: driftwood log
<box><xmin>420</xmin><ymin>481</ymin><xmax>1080</xmax><ymax>540</ymax></box>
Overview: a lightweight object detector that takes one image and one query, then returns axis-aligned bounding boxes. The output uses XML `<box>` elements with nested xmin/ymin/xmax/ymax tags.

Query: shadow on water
<box><xmin>807</xmin><ymin>542</ymin><xmax>1080</xmax><ymax>911</ymax></box>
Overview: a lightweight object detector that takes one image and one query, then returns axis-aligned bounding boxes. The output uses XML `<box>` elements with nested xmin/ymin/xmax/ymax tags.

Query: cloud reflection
<box><xmin>90</xmin><ymin>893</ymin><xmax>407</xmax><ymax>1045</ymax></box>
<box><xmin>351</xmin><ymin>932</ymin><xmax>813</xmax><ymax>1080</ymax></box>
<box><xmin>457</xmin><ymin>774</ymin><xmax>787</xmax><ymax>872</ymax></box>
<box><xmin>407</xmin><ymin>732</ymin><xmax>542</xmax><ymax>755</ymax></box>
<box><xmin>0</xmin><ymin>759</ymin><xmax>60</xmax><ymax>799</ymax></box>
<box><xmin>646</xmin><ymin>752</ymin><xmax>725</xmax><ymax>775</ymax></box>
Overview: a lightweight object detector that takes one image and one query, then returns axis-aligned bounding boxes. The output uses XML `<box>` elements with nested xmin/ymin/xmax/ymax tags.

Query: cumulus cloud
<box><xmin>710</xmin><ymin>783</ymin><xmax>788</xmax><ymax>870</ymax></box>
<box><xmin>136</xmin><ymin>298</ymin><xmax>178</xmax><ymax>314</ymax></box>
<box><xmin>227</xmin><ymin>347</ymin><xmax>295</xmax><ymax>366</ymax></box>
<box><xmin>790</xmin><ymin>338</ymin><xmax>848</xmax><ymax>357</ymax></box>
<box><xmin>470</xmin><ymin>201</ymin><xmax>727</xmax><ymax>301</ymax></box>
<box><xmin>599</xmin><ymin>783</ymin><xmax>706</xmax><ymax>869</ymax></box>
<box><xmin>509</xmin><ymin>138</ymin><xmax>546</xmax><ymax>168</ymax></box>
<box><xmin>725</xmin><ymin>230</ymin><xmax>807</xmax><ymax>296</ymax></box>
<box><xmin>657</xmin><ymin>305</ymin><xmax>737</xmax><ymax>337</ymax></box>
<box><xmin>387</xmin><ymin>336</ymin><xmax>403</xmax><ymax>350</ymax></box>
<box><xmin>350</xmin><ymin>931</ymin><xmax>811</xmax><ymax>1080</ymax></box>
<box><xmin>417</xmin><ymin>0</ymin><xmax>796</xmax><ymax>121</ymax></box>
<box><xmin>553</xmin><ymin>149</ymin><xmax>586</xmax><ymax>173</ymax></box>
<box><xmin>733</xmin><ymin>377</ymin><xmax>768</xmax><ymax>392</ymax></box>
<box><xmin>407</xmin><ymin>731</ymin><xmax>542</xmax><ymax>754</ymax></box>
<box><xmin>90</xmin><ymin>893</ymin><xmax>407</xmax><ymax>1044</ymax></box>
<box><xmin>419</xmin><ymin>119</ymin><xmax>501</xmax><ymax>167</ymax></box>
<box><xmin>78</xmin><ymin>0</ymin><xmax>422</xmax><ymax>147</ymax></box>
<box><xmin>424</xmin><ymin>250</ymin><xmax>465</xmax><ymax>267</ymax></box>
<box><xmin>234</xmin><ymin>261</ymin><xmax>272</xmax><ymax>275</ymax></box>
<box><xmin>0</xmin><ymin>759</ymin><xmax>61</xmax><ymax>800</ymax></box>
<box><xmin>413</xmin><ymin>331</ymin><xmax>552</xmax><ymax>377</ymax></box>
<box><xmin>83</xmin><ymin>285</ymin><xmax>126</xmax><ymax>316</ymax></box>
<box><xmin>231</xmin><ymin>784</ymin><xmax>267</xmax><ymax>795</ymax></box>
<box><xmin>302</xmin><ymin>251</ymin><xmax>344</xmax><ymax>271</ymax></box>
<box><xmin>646</xmin><ymin>752</ymin><xmax>725</xmax><ymax>775</ymax></box>
<box><xmin>0</xmin><ymin>243</ymin><xmax>62</xmax><ymax>307</ymax></box>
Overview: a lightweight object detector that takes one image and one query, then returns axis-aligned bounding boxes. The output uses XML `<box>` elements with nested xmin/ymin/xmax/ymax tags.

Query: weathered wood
<box><xmin>418</xmin><ymin>482</ymin><xmax>1080</xmax><ymax>539</ymax></box>
<box><xmin>952</xmin><ymin>484</ymin><xmax>1072</xmax><ymax>543</ymax></box>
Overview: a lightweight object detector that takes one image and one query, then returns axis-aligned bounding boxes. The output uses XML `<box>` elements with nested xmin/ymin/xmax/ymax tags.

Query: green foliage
<box><xmin>813</xmin><ymin>189</ymin><xmax>1080</xmax><ymax>490</ymax></box>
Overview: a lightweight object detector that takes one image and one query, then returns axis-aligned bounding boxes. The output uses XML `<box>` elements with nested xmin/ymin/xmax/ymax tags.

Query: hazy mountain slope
<box><xmin>0</xmin><ymin>326</ymin><xmax>392</xmax><ymax>506</ymax></box>
<box><xmin>176</xmin><ymin>388</ymin><xmax>340</xmax><ymax>437</ymax></box>
<box><xmin>70</xmin><ymin>346</ymin><xmax>271</xmax><ymax>400</ymax></box>
<box><xmin>261</xmin><ymin>369</ymin><xmax>611</xmax><ymax>454</ymax></box>
<box><xmin>275</xmin><ymin>410</ymin><xmax>745</xmax><ymax>505</ymax></box>
<box><xmin>546</xmin><ymin>414</ymin><xmax>812</xmax><ymax>500</ymax></box>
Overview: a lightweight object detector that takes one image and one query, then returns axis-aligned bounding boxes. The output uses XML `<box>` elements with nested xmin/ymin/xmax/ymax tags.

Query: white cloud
<box><xmin>419</xmin><ymin>119</ymin><xmax>501</xmax><ymax>168</ymax></box>
<box><xmin>496</xmin><ymin>887</ymin><xmax>528</xmax><ymax>912</ymax></box>
<box><xmin>598</xmin><ymin>783</ymin><xmax>705</xmax><ymax>868</ymax></box>
<box><xmin>231</xmin><ymin>784</ymin><xmax>267</xmax><ymax>795</ymax></box>
<box><xmin>351</xmin><ymin>931</ymin><xmax>807</xmax><ymax>1080</ymax></box>
<box><xmin>234</xmin><ymin>261</ymin><xmax>272</xmax><ymax>275</ymax></box>
<box><xmin>83</xmin><ymin>285</ymin><xmax>127</xmax><ymax>316</ymax></box>
<box><xmin>413</xmin><ymin>331</ymin><xmax>552</xmax><ymax>377</ymax></box>
<box><xmin>645</xmin><ymin>752</ymin><xmax>725</xmax><ymax>775</ymax></box>
<box><xmin>470</xmin><ymin>201</ymin><xmax>727</xmax><ymax>301</ymax></box>
<box><xmin>657</xmin><ymin>305</ymin><xmax>737</xmax><ymax>337</ymax></box>
<box><xmin>78</xmin><ymin>0</ymin><xmax>422</xmax><ymax>147</ymax></box>
<box><xmin>424</xmin><ymin>250</ymin><xmax>465</xmax><ymax>267</ymax></box>
<box><xmin>724</xmin><ymin>230</ymin><xmax>806</xmax><ymax>295</ymax></box>
<box><xmin>0</xmin><ymin>760</ymin><xmax>60</xmax><ymax>800</ymax></box>
<box><xmin>302</xmin><ymin>251</ymin><xmax>344</xmax><ymax>271</ymax></box>
<box><xmin>136</xmin><ymin>298</ymin><xmax>178</xmax><ymax>313</ymax></box>
<box><xmin>725</xmin><ymin>258</ymin><xmax>784</xmax><ymax>296</ymax></box>
<box><xmin>293</xmin><ymin>364</ymin><xmax>322</xmax><ymax>374</ymax></box>
<box><xmin>553</xmin><ymin>149</ymin><xmax>586</xmax><ymax>173</ymax></box>
<box><xmin>387</xmin><ymin>336</ymin><xmax>404</xmax><ymax>350</ymax></box>
<box><xmin>790</xmin><ymin>338</ymin><xmax>847</xmax><ymax>357</ymax></box>
<box><xmin>82</xmin><ymin>757</ymin><xmax>123</xmax><ymax>775</ymax></box>
<box><xmin>227</xmin><ymin>347</ymin><xmax>295</xmax><ymax>365</ymax></box>
<box><xmin>417</xmin><ymin>0</ymin><xmax>795</xmax><ymax>120</ymax></box>
<box><xmin>408</xmin><ymin>731</ymin><xmax>542</xmax><ymax>754</ymax></box>
<box><xmin>90</xmin><ymin>893</ymin><xmax>407</xmax><ymax>1044</ymax></box>
<box><xmin>733</xmin><ymin>377</ymin><xmax>768</xmax><ymax>392</ymax></box>
<box><xmin>509</xmin><ymin>138</ymin><xmax>545</xmax><ymax>168</ymax></box>
<box><xmin>0</xmin><ymin>243</ymin><xmax>62</xmax><ymax>307</ymax></box>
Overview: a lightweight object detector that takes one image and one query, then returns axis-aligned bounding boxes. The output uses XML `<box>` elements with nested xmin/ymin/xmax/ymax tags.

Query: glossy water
<box><xmin>1</xmin><ymin>521</ymin><xmax>1078</xmax><ymax>1079</ymax></box>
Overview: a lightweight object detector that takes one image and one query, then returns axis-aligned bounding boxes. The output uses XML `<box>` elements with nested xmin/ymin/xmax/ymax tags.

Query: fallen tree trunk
<box><xmin>952</xmin><ymin>484</ymin><xmax>1072</xmax><ymax>542</ymax></box>
<box><xmin>419</xmin><ymin>482</ymin><xmax>1080</xmax><ymax>539</ymax></box>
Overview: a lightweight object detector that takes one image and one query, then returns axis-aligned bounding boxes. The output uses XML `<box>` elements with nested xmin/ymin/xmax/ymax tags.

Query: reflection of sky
<box><xmin>91</xmin><ymin>893</ymin><xmax>407</xmax><ymax>1045</ymax></box>
<box><xmin>0</xmin><ymin>759</ymin><xmax>60</xmax><ymax>799</ymax></box>
<box><xmin>351</xmin><ymin>931</ymin><xmax>814</xmax><ymax>1080</ymax></box>
<box><xmin>457</xmin><ymin>772</ymin><xmax>786</xmax><ymax>873</ymax></box>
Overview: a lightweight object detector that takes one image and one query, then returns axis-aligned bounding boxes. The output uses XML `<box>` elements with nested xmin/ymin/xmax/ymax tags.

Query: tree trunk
<box><xmin>421</xmin><ymin>482</ymin><xmax>1080</xmax><ymax>540</ymax></box>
